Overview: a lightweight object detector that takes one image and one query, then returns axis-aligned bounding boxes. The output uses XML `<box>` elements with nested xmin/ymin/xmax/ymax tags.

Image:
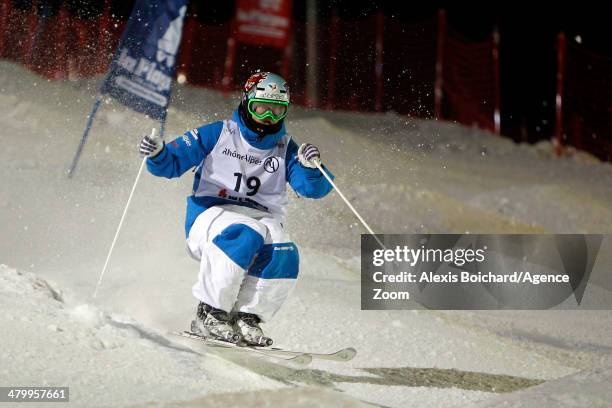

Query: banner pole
<box><xmin>67</xmin><ymin>0</ymin><xmax>187</xmax><ymax>178</ymax></box>
<box><xmin>160</xmin><ymin>117</ymin><xmax>166</xmax><ymax>138</ymax></box>
<box><xmin>67</xmin><ymin>94</ymin><xmax>103</xmax><ymax>178</ymax></box>
<box><xmin>160</xmin><ymin>107</ymin><xmax>168</xmax><ymax>138</ymax></box>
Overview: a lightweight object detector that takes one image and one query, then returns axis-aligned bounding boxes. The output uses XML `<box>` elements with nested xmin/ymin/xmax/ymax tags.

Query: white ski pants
<box><xmin>186</xmin><ymin>205</ymin><xmax>299</xmax><ymax>322</ymax></box>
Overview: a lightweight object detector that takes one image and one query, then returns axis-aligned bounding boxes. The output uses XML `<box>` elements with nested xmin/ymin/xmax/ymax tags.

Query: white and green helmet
<box><xmin>242</xmin><ymin>72</ymin><xmax>290</xmax><ymax>123</ymax></box>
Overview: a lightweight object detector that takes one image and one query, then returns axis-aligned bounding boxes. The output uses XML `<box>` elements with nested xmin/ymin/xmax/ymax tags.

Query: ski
<box><xmin>174</xmin><ymin>331</ymin><xmax>357</xmax><ymax>363</ymax></box>
<box><xmin>173</xmin><ymin>331</ymin><xmax>313</xmax><ymax>366</ymax></box>
<box><xmin>253</xmin><ymin>345</ymin><xmax>357</xmax><ymax>362</ymax></box>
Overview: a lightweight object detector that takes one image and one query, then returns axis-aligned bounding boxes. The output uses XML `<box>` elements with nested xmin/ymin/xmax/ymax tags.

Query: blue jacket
<box><xmin>147</xmin><ymin>109</ymin><xmax>334</xmax><ymax>236</ymax></box>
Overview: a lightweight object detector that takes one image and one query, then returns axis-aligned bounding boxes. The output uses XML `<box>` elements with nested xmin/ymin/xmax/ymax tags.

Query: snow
<box><xmin>337</xmin><ymin>383</ymin><xmax>490</xmax><ymax>408</ymax></box>
<box><xmin>1</xmin><ymin>60</ymin><xmax>612</xmax><ymax>407</ymax></box>
<box><xmin>470</xmin><ymin>366</ymin><xmax>612</xmax><ymax>407</ymax></box>
<box><xmin>0</xmin><ymin>265</ymin><xmax>284</xmax><ymax>407</ymax></box>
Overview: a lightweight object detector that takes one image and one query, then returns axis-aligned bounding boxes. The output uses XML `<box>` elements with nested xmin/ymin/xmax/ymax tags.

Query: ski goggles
<box><xmin>247</xmin><ymin>98</ymin><xmax>289</xmax><ymax>123</ymax></box>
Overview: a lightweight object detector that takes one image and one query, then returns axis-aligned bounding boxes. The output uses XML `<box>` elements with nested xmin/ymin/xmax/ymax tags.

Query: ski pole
<box><xmin>313</xmin><ymin>159</ymin><xmax>385</xmax><ymax>250</ymax></box>
<box><xmin>93</xmin><ymin>128</ymin><xmax>155</xmax><ymax>299</ymax></box>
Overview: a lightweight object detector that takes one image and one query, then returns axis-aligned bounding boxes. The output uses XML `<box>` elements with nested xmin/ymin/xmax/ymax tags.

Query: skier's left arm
<box><xmin>285</xmin><ymin>139</ymin><xmax>334</xmax><ymax>198</ymax></box>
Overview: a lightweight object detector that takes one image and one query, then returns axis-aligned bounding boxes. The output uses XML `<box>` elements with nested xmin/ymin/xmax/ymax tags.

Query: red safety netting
<box><xmin>381</xmin><ymin>17</ymin><xmax>437</xmax><ymax>117</ymax></box>
<box><xmin>229</xmin><ymin>41</ymin><xmax>290</xmax><ymax>93</ymax></box>
<box><xmin>315</xmin><ymin>15</ymin><xmax>378</xmax><ymax>111</ymax></box>
<box><xmin>442</xmin><ymin>25</ymin><xmax>498</xmax><ymax>132</ymax></box>
<box><xmin>177</xmin><ymin>18</ymin><xmax>290</xmax><ymax>95</ymax></box>
<box><xmin>286</xmin><ymin>14</ymin><xmax>437</xmax><ymax>115</ymax></box>
<box><xmin>562</xmin><ymin>41</ymin><xmax>612</xmax><ymax>161</ymax></box>
<box><xmin>180</xmin><ymin>14</ymin><xmax>435</xmax><ymax>117</ymax></box>
<box><xmin>0</xmin><ymin>2</ymin><xmax>503</xmax><ymax>141</ymax></box>
<box><xmin>282</xmin><ymin>20</ymin><xmax>308</xmax><ymax>106</ymax></box>
<box><xmin>0</xmin><ymin>0</ymin><xmax>125</xmax><ymax>80</ymax></box>
<box><xmin>175</xmin><ymin>18</ymin><xmax>231</xmax><ymax>89</ymax></box>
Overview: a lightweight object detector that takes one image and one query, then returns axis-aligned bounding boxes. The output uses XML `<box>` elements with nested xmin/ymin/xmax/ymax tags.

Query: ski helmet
<box><xmin>242</xmin><ymin>72</ymin><xmax>290</xmax><ymax>124</ymax></box>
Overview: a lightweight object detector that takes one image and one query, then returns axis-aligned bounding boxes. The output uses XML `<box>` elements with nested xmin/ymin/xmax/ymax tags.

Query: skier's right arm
<box><xmin>144</xmin><ymin>121</ymin><xmax>224</xmax><ymax>179</ymax></box>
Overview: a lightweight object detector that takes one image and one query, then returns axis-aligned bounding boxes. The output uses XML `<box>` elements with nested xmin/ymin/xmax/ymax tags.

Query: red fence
<box><xmin>1</xmin><ymin>1</ymin><xmax>610</xmax><ymax>161</ymax></box>
<box><xmin>0</xmin><ymin>1</ymin><xmax>497</xmax><ymax>121</ymax></box>
<box><xmin>176</xmin><ymin>18</ymin><xmax>230</xmax><ymax>89</ymax></box>
<box><xmin>440</xmin><ymin>23</ymin><xmax>500</xmax><ymax>133</ymax></box>
<box><xmin>0</xmin><ymin>0</ymin><xmax>125</xmax><ymax>79</ymax></box>
<box><xmin>380</xmin><ymin>15</ymin><xmax>437</xmax><ymax>117</ymax></box>
<box><xmin>555</xmin><ymin>33</ymin><xmax>612</xmax><ymax>161</ymax></box>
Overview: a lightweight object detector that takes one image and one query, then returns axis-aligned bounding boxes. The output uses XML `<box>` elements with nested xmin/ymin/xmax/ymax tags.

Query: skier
<box><xmin>139</xmin><ymin>72</ymin><xmax>333</xmax><ymax>346</ymax></box>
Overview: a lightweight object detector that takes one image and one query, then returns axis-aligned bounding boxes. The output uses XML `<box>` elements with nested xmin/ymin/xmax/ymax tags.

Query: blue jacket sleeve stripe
<box><xmin>146</xmin><ymin>121</ymin><xmax>224</xmax><ymax>179</ymax></box>
<box><xmin>285</xmin><ymin>139</ymin><xmax>334</xmax><ymax>198</ymax></box>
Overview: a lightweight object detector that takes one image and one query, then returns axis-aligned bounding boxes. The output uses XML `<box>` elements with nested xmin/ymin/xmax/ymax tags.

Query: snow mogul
<box><xmin>139</xmin><ymin>72</ymin><xmax>333</xmax><ymax>346</ymax></box>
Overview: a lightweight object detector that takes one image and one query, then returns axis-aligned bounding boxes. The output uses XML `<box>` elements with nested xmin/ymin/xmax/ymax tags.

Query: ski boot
<box><xmin>232</xmin><ymin>312</ymin><xmax>273</xmax><ymax>347</ymax></box>
<box><xmin>191</xmin><ymin>302</ymin><xmax>241</xmax><ymax>344</ymax></box>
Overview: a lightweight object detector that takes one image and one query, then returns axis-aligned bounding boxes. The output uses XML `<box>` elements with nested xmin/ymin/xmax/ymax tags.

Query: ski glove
<box><xmin>139</xmin><ymin>132</ymin><xmax>164</xmax><ymax>158</ymax></box>
<box><xmin>297</xmin><ymin>143</ymin><xmax>321</xmax><ymax>168</ymax></box>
